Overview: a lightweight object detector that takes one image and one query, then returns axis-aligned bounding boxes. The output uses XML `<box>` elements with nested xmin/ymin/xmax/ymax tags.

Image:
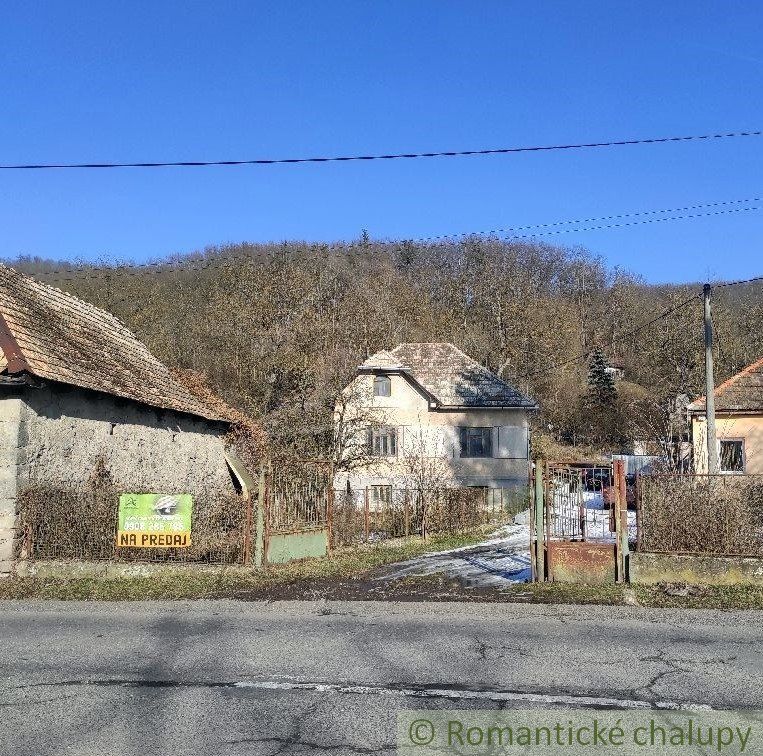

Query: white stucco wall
<box><xmin>335</xmin><ymin>372</ymin><xmax>531</xmax><ymax>491</ymax></box>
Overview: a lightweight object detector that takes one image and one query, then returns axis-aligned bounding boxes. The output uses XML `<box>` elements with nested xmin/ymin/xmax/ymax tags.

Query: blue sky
<box><xmin>1</xmin><ymin>1</ymin><xmax>762</xmax><ymax>283</ymax></box>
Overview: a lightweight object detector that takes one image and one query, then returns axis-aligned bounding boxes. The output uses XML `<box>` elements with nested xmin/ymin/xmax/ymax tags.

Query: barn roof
<box><xmin>362</xmin><ymin>342</ymin><xmax>537</xmax><ymax>409</ymax></box>
<box><xmin>0</xmin><ymin>263</ymin><xmax>226</xmax><ymax>421</ymax></box>
<box><xmin>688</xmin><ymin>355</ymin><xmax>763</xmax><ymax>414</ymax></box>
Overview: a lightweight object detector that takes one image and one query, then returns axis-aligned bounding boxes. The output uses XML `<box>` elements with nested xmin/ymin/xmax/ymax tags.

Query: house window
<box><xmin>374</xmin><ymin>375</ymin><xmax>391</xmax><ymax>397</ymax></box>
<box><xmin>370</xmin><ymin>485</ymin><xmax>392</xmax><ymax>510</ymax></box>
<box><xmin>719</xmin><ymin>439</ymin><xmax>745</xmax><ymax>473</ymax></box>
<box><xmin>459</xmin><ymin>427</ymin><xmax>493</xmax><ymax>458</ymax></box>
<box><xmin>369</xmin><ymin>426</ymin><xmax>397</xmax><ymax>456</ymax></box>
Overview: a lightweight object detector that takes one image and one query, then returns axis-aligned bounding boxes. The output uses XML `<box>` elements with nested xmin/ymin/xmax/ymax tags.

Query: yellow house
<box><xmin>689</xmin><ymin>356</ymin><xmax>763</xmax><ymax>474</ymax></box>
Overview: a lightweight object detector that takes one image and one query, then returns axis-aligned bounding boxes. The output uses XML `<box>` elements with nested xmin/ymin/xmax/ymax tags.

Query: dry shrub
<box><xmin>16</xmin><ymin>458</ymin><xmax>251</xmax><ymax>564</ymax></box>
<box><xmin>639</xmin><ymin>474</ymin><xmax>763</xmax><ymax>556</ymax></box>
<box><xmin>172</xmin><ymin>368</ymin><xmax>268</xmax><ymax>473</ymax></box>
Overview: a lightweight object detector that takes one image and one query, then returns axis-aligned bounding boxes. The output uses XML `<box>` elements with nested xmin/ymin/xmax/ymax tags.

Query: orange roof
<box><xmin>689</xmin><ymin>355</ymin><xmax>763</xmax><ymax>414</ymax></box>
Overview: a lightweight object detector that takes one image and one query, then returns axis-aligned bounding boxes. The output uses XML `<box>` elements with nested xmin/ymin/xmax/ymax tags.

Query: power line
<box><xmin>510</xmin><ymin>293</ymin><xmax>703</xmax><ymax>383</ymax></box>
<box><xmin>7</xmin><ymin>196</ymin><xmax>761</xmax><ymax>283</ymax></box>
<box><xmin>713</xmin><ymin>273</ymin><xmax>763</xmax><ymax>288</ymax></box>
<box><xmin>1</xmin><ymin>129</ymin><xmax>761</xmax><ymax>171</ymax></box>
<box><xmin>415</xmin><ymin>196</ymin><xmax>762</xmax><ymax>243</ymax></box>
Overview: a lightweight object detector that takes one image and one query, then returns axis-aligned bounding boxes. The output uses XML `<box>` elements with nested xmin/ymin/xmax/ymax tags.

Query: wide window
<box><xmin>373</xmin><ymin>375</ymin><xmax>391</xmax><ymax>397</ymax></box>
<box><xmin>720</xmin><ymin>439</ymin><xmax>745</xmax><ymax>473</ymax></box>
<box><xmin>459</xmin><ymin>427</ymin><xmax>493</xmax><ymax>458</ymax></box>
<box><xmin>369</xmin><ymin>426</ymin><xmax>397</xmax><ymax>456</ymax></box>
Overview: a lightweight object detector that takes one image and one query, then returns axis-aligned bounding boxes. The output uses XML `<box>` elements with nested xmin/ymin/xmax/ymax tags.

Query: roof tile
<box><xmin>0</xmin><ymin>264</ymin><xmax>224</xmax><ymax>421</ymax></box>
<box><xmin>364</xmin><ymin>342</ymin><xmax>536</xmax><ymax>408</ymax></box>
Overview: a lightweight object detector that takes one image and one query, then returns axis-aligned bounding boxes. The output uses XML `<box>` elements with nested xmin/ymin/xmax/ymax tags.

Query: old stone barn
<box><xmin>0</xmin><ymin>264</ymin><xmax>244</xmax><ymax>574</ymax></box>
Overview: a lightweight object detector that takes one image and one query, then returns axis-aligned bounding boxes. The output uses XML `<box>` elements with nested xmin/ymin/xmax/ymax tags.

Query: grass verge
<box><xmin>0</xmin><ymin>527</ymin><xmax>494</xmax><ymax>601</ymax></box>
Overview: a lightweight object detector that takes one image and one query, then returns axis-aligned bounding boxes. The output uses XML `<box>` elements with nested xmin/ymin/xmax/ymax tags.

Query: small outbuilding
<box><xmin>688</xmin><ymin>355</ymin><xmax>763</xmax><ymax>474</ymax></box>
<box><xmin>0</xmin><ymin>264</ymin><xmax>240</xmax><ymax>573</ymax></box>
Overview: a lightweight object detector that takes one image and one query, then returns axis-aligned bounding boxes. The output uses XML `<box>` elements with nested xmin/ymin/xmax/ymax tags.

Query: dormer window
<box><xmin>373</xmin><ymin>375</ymin><xmax>391</xmax><ymax>397</ymax></box>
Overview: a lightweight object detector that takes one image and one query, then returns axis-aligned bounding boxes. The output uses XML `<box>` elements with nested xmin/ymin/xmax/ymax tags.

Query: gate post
<box><xmin>254</xmin><ymin>466</ymin><xmax>266</xmax><ymax>569</ymax></box>
<box><xmin>532</xmin><ymin>459</ymin><xmax>545</xmax><ymax>581</ymax></box>
<box><xmin>613</xmin><ymin>460</ymin><xmax>629</xmax><ymax>582</ymax></box>
<box><xmin>364</xmin><ymin>487</ymin><xmax>370</xmax><ymax>541</ymax></box>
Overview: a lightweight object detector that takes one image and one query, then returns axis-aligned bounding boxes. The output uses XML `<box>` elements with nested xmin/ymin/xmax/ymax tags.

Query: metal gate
<box><xmin>530</xmin><ymin>460</ymin><xmax>630</xmax><ymax>584</ymax></box>
<box><xmin>259</xmin><ymin>461</ymin><xmax>332</xmax><ymax>565</ymax></box>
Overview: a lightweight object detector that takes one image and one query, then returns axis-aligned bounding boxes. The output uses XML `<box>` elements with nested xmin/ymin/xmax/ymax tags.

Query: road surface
<box><xmin>0</xmin><ymin>600</ymin><xmax>761</xmax><ymax>755</ymax></box>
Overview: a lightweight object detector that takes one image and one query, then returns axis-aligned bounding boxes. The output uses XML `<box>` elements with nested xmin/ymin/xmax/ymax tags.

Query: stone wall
<box><xmin>16</xmin><ymin>383</ymin><xmax>235</xmax><ymax>496</ymax></box>
<box><xmin>0</xmin><ymin>396</ymin><xmax>22</xmax><ymax>574</ymax></box>
<box><xmin>1</xmin><ymin>383</ymin><xmax>237</xmax><ymax>574</ymax></box>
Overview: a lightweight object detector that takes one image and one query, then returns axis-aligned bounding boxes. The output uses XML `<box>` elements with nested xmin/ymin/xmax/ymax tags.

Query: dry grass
<box><xmin>0</xmin><ymin>527</ymin><xmax>495</xmax><ymax>601</ymax></box>
<box><xmin>640</xmin><ymin>474</ymin><xmax>763</xmax><ymax>556</ymax></box>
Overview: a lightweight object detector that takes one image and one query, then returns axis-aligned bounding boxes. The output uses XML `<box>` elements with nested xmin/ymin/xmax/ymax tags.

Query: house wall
<box><xmin>0</xmin><ymin>395</ymin><xmax>23</xmax><ymax>574</ymax></box>
<box><xmin>16</xmin><ymin>383</ymin><xmax>235</xmax><ymax>494</ymax></box>
<box><xmin>692</xmin><ymin>414</ymin><xmax>763</xmax><ymax>474</ymax></box>
<box><xmin>335</xmin><ymin>373</ymin><xmax>531</xmax><ymax>491</ymax></box>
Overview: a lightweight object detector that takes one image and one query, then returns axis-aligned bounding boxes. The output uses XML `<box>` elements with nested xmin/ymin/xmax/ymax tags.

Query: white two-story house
<box><xmin>333</xmin><ymin>343</ymin><xmax>537</xmax><ymax>502</ymax></box>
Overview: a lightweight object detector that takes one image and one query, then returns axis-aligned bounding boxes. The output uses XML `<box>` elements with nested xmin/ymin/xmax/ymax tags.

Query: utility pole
<box><xmin>703</xmin><ymin>283</ymin><xmax>719</xmax><ymax>474</ymax></box>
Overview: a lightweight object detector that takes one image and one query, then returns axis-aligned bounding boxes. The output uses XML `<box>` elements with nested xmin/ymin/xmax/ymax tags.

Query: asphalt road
<box><xmin>0</xmin><ymin>600</ymin><xmax>761</xmax><ymax>755</ymax></box>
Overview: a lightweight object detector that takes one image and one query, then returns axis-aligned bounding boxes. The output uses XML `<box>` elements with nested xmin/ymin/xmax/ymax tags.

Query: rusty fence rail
<box><xmin>637</xmin><ymin>473</ymin><xmax>763</xmax><ymax>557</ymax></box>
<box><xmin>331</xmin><ymin>486</ymin><xmax>528</xmax><ymax>547</ymax></box>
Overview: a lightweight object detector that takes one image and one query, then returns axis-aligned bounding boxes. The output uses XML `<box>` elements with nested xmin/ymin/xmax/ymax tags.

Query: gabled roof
<box><xmin>363</xmin><ymin>342</ymin><xmax>537</xmax><ymax>409</ymax></box>
<box><xmin>688</xmin><ymin>355</ymin><xmax>763</xmax><ymax>414</ymax></box>
<box><xmin>359</xmin><ymin>350</ymin><xmax>405</xmax><ymax>371</ymax></box>
<box><xmin>0</xmin><ymin>264</ymin><xmax>225</xmax><ymax>421</ymax></box>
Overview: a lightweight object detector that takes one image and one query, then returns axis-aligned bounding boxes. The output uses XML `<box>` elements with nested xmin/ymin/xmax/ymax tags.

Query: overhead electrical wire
<box><xmin>509</xmin><ymin>293</ymin><xmax>703</xmax><ymax>383</ymax></box>
<box><xmin>0</xmin><ymin>129</ymin><xmax>761</xmax><ymax>171</ymax></box>
<box><xmin>6</xmin><ymin>195</ymin><xmax>761</xmax><ymax>282</ymax></box>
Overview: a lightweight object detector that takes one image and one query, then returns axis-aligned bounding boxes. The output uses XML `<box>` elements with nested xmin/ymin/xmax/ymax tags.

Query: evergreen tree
<box><xmin>584</xmin><ymin>349</ymin><xmax>619</xmax><ymax>445</ymax></box>
<box><xmin>586</xmin><ymin>349</ymin><xmax>617</xmax><ymax>409</ymax></box>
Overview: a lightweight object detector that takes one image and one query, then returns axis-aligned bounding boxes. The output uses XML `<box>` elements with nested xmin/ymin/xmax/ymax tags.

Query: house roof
<box><xmin>363</xmin><ymin>342</ymin><xmax>537</xmax><ymax>409</ymax></box>
<box><xmin>0</xmin><ymin>263</ymin><xmax>225</xmax><ymax>421</ymax></box>
<box><xmin>688</xmin><ymin>355</ymin><xmax>763</xmax><ymax>414</ymax></box>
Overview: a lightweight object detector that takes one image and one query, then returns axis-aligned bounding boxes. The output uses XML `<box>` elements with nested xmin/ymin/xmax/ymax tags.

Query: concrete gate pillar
<box><xmin>0</xmin><ymin>398</ymin><xmax>23</xmax><ymax>576</ymax></box>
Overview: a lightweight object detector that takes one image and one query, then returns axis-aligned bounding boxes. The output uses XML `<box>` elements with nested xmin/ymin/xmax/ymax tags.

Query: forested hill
<box><xmin>8</xmin><ymin>239</ymin><xmax>763</xmax><ymax>458</ymax></box>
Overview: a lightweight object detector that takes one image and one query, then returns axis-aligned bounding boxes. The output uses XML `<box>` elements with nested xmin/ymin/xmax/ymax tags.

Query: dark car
<box><xmin>582</xmin><ymin>468</ymin><xmax>612</xmax><ymax>491</ymax></box>
<box><xmin>602</xmin><ymin>473</ymin><xmax>637</xmax><ymax>509</ymax></box>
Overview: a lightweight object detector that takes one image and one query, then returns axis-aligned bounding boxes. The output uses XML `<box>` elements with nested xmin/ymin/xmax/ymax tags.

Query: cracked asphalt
<box><xmin>0</xmin><ymin>600</ymin><xmax>761</xmax><ymax>755</ymax></box>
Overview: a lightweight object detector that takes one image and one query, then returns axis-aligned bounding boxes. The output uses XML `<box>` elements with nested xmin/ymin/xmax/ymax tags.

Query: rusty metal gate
<box><xmin>530</xmin><ymin>460</ymin><xmax>630</xmax><ymax>584</ymax></box>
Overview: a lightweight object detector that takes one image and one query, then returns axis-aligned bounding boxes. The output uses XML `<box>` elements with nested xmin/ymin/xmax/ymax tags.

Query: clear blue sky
<box><xmin>1</xmin><ymin>1</ymin><xmax>762</xmax><ymax>283</ymax></box>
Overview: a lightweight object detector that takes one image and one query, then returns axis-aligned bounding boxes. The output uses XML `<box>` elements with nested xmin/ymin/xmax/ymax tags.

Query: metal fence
<box><xmin>637</xmin><ymin>473</ymin><xmax>763</xmax><ymax>557</ymax></box>
<box><xmin>331</xmin><ymin>486</ymin><xmax>527</xmax><ymax>547</ymax></box>
<box><xmin>267</xmin><ymin>462</ymin><xmax>330</xmax><ymax>533</ymax></box>
<box><xmin>544</xmin><ymin>463</ymin><xmax>622</xmax><ymax>541</ymax></box>
<box><xmin>14</xmin><ymin>460</ymin><xmax>527</xmax><ymax>566</ymax></box>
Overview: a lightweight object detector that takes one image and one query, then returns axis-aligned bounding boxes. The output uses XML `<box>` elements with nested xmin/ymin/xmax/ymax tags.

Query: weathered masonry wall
<box><xmin>631</xmin><ymin>552</ymin><xmax>763</xmax><ymax>587</ymax></box>
<box><xmin>16</xmin><ymin>383</ymin><xmax>235</xmax><ymax>497</ymax></box>
<box><xmin>0</xmin><ymin>396</ymin><xmax>23</xmax><ymax>574</ymax></box>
